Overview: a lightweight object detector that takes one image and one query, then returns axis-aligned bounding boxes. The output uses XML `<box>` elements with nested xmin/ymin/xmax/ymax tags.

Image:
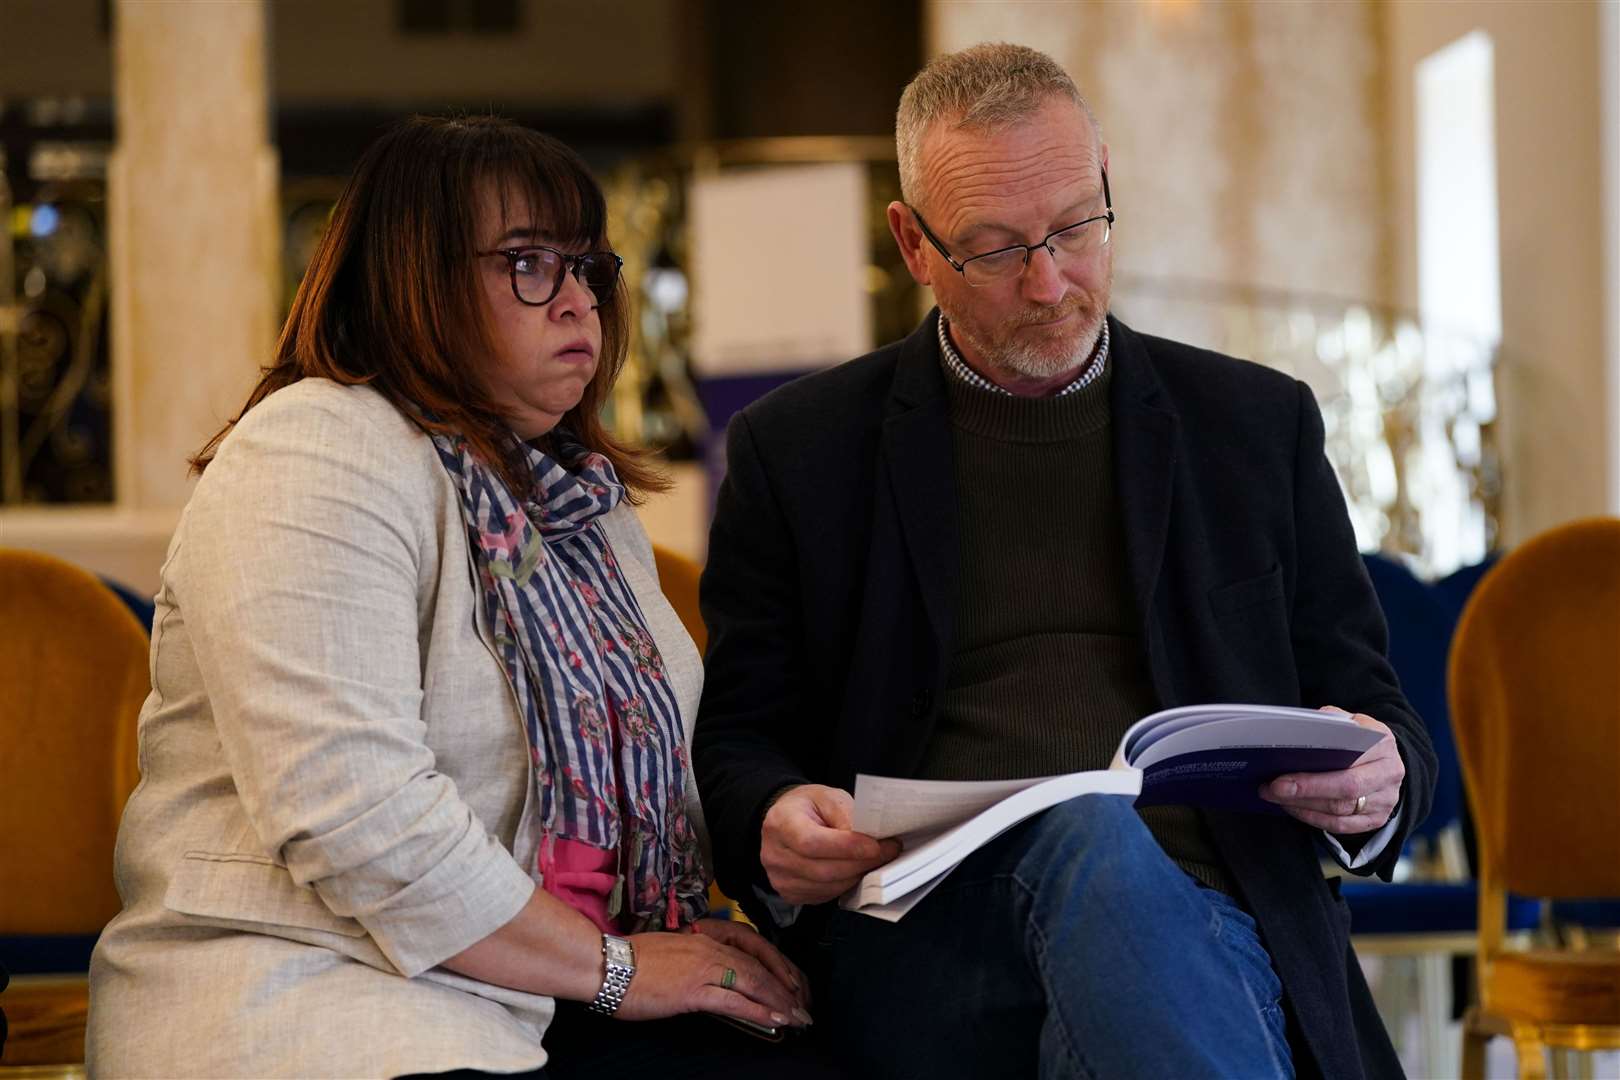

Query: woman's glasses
<box><xmin>477</xmin><ymin>245</ymin><xmax>623</xmax><ymax>308</ymax></box>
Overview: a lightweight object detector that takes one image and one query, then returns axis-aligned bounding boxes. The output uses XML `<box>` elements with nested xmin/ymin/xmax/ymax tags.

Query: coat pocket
<box><xmin>163</xmin><ymin>850</ymin><xmax>368</xmax><ymax>938</ymax></box>
<box><xmin>1208</xmin><ymin>564</ymin><xmax>1286</xmax><ymax>618</ymax></box>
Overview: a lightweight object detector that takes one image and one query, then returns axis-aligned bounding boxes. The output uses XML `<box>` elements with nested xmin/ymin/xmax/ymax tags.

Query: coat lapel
<box><xmin>881</xmin><ymin>311</ymin><xmax>958</xmax><ymax>657</ymax></box>
<box><xmin>1108</xmin><ymin>318</ymin><xmax>1181</xmax><ymax>701</ymax></box>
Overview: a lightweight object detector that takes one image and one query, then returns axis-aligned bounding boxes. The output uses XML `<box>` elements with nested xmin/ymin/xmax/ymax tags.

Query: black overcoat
<box><xmin>694</xmin><ymin>311</ymin><xmax>1434</xmax><ymax>1079</ymax></box>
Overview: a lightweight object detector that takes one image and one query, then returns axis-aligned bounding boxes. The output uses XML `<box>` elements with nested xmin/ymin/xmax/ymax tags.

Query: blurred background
<box><xmin>0</xmin><ymin>2</ymin><xmax>1617</xmax><ymax>1076</ymax></box>
<box><xmin>0</xmin><ymin>0</ymin><xmax>1615</xmax><ymax>584</ymax></box>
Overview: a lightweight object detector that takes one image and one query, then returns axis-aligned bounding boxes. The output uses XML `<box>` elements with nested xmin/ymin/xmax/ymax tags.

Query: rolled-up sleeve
<box><xmin>180</xmin><ymin>390</ymin><xmax>533</xmax><ymax>977</ymax></box>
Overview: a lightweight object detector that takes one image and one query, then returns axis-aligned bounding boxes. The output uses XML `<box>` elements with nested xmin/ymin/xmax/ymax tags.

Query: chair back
<box><xmin>1433</xmin><ymin>554</ymin><xmax>1500</xmax><ymax>624</ymax></box>
<box><xmin>649</xmin><ymin>545</ymin><xmax>744</xmax><ymax>920</ymax></box>
<box><xmin>99</xmin><ymin>576</ymin><xmax>155</xmax><ymax>633</ymax></box>
<box><xmin>0</xmin><ymin>549</ymin><xmax>149</xmax><ymax>936</ymax></box>
<box><xmin>651</xmin><ymin>545</ymin><xmax>707</xmax><ymax>655</ymax></box>
<box><xmin>1363</xmin><ymin>552</ymin><xmax>1462</xmax><ymax>839</ymax></box>
<box><xmin>1448</xmin><ymin>518</ymin><xmax>1620</xmax><ymax>901</ymax></box>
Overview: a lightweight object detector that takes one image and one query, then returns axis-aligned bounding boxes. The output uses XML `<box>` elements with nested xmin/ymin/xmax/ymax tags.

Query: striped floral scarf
<box><xmin>432</xmin><ymin>431</ymin><xmax>706</xmax><ymax>931</ymax></box>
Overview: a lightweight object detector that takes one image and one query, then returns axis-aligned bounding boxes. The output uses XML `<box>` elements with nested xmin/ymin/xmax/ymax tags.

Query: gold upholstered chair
<box><xmin>650</xmin><ymin>543</ymin><xmax>748</xmax><ymax>926</ymax></box>
<box><xmin>0</xmin><ymin>549</ymin><xmax>150</xmax><ymax>1073</ymax></box>
<box><xmin>652</xmin><ymin>544</ymin><xmax>707</xmax><ymax>656</ymax></box>
<box><xmin>1448</xmin><ymin>518</ymin><xmax>1620</xmax><ymax>1078</ymax></box>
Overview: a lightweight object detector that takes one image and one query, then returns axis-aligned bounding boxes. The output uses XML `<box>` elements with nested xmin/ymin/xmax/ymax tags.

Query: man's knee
<box><xmin>1013</xmin><ymin>795</ymin><xmax>1177</xmax><ymax>896</ymax></box>
<box><xmin>1029</xmin><ymin>794</ymin><xmax>1151</xmax><ymax>852</ymax></box>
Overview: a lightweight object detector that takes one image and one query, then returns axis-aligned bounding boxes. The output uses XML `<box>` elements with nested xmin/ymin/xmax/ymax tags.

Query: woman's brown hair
<box><xmin>192</xmin><ymin>114</ymin><xmax>666</xmax><ymax>501</ymax></box>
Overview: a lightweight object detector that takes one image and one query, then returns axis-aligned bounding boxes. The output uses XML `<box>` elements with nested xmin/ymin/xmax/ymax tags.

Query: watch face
<box><xmin>604</xmin><ymin>936</ymin><xmax>635</xmax><ymax>967</ymax></box>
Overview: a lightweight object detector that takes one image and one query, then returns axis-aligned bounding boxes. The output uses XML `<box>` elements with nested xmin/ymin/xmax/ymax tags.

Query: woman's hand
<box><xmin>440</xmin><ymin>887</ymin><xmax>811</xmax><ymax>1031</ymax></box>
<box><xmin>692</xmin><ymin>918</ymin><xmax>810</xmax><ymax>1009</ymax></box>
<box><xmin>615</xmin><ymin>921</ymin><xmax>812</xmax><ymax>1030</ymax></box>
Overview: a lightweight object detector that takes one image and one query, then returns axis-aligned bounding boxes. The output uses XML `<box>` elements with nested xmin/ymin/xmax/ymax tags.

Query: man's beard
<box><xmin>941</xmin><ymin>289</ymin><xmax>1109</xmax><ymax>382</ymax></box>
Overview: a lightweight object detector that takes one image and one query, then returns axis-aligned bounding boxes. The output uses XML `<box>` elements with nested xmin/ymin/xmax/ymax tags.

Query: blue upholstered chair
<box><xmin>1342</xmin><ymin>553</ymin><xmax>1540</xmax><ymax>1078</ymax></box>
<box><xmin>98</xmin><ymin>576</ymin><xmax>155</xmax><ymax>634</ymax></box>
<box><xmin>1548</xmin><ymin>900</ymin><xmax>1620</xmax><ymax>948</ymax></box>
<box><xmin>1358</xmin><ymin>553</ymin><xmax>1465</xmax><ymax>870</ymax></box>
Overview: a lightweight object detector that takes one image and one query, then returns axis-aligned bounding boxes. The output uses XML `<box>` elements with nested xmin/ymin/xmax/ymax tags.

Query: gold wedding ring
<box><xmin>1353</xmin><ymin>794</ymin><xmax>1367</xmax><ymax>815</ymax></box>
<box><xmin>721</xmin><ymin>967</ymin><xmax>737</xmax><ymax>989</ymax></box>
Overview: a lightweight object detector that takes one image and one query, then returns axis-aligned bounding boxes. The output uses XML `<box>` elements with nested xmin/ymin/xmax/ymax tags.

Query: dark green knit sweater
<box><xmin>917</xmin><ymin>358</ymin><xmax>1235</xmax><ymax>894</ymax></box>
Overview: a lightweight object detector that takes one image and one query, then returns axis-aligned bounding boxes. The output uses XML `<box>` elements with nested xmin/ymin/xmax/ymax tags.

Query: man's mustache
<box><xmin>1005</xmin><ymin>294</ymin><xmax>1094</xmax><ymax>330</ymax></box>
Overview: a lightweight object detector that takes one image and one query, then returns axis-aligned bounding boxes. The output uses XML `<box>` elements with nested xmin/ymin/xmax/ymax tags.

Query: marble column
<box><xmin>109</xmin><ymin>0</ymin><xmax>279</xmax><ymax>514</ymax></box>
<box><xmin>0</xmin><ymin>1</ymin><xmax>279</xmax><ymax>591</ymax></box>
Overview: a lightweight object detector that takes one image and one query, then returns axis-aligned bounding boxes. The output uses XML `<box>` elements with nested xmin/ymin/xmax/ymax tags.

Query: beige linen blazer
<box><xmin>86</xmin><ymin>379</ymin><xmax>705</xmax><ymax>1079</ymax></box>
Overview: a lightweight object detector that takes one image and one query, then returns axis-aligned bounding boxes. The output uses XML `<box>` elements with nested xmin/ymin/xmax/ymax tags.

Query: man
<box><xmin>694</xmin><ymin>43</ymin><xmax>1433</xmax><ymax>1079</ymax></box>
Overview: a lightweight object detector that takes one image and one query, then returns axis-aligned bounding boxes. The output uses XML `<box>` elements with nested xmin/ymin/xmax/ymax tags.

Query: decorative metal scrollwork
<box><xmin>1</xmin><ymin>165</ymin><xmax>114</xmax><ymax>506</ymax></box>
<box><xmin>1113</xmin><ymin>277</ymin><xmax>1500</xmax><ymax>576</ymax></box>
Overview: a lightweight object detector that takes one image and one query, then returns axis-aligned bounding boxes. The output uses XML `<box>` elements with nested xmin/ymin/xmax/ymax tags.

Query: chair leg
<box><xmin>1546</xmin><ymin>1047</ymin><xmax>1596</xmax><ymax>1080</ymax></box>
<box><xmin>1364</xmin><ymin>952</ymin><xmax>1420</xmax><ymax>1065</ymax></box>
<box><xmin>1513</xmin><ymin>1027</ymin><xmax>1548</xmax><ymax>1080</ymax></box>
<box><xmin>1462</xmin><ymin>1013</ymin><xmax>1489</xmax><ymax>1080</ymax></box>
<box><xmin>1419</xmin><ymin>952</ymin><xmax>1454</xmax><ymax>1079</ymax></box>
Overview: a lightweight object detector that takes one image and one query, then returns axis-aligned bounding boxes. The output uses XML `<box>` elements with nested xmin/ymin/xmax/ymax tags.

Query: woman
<box><xmin>87</xmin><ymin>116</ymin><xmax>831</xmax><ymax>1079</ymax></box>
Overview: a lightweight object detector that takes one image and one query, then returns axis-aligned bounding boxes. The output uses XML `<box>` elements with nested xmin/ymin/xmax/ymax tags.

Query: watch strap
<box><xmin>587</xmin><ymin>934</ymin><xmax>635</xmax><ymax>1016</ymax></box>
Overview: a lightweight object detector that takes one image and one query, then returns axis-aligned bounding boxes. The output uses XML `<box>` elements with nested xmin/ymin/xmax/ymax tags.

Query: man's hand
<box><xmin>1259</xmin><ymin>707</ymin><xmax>1404</xmax><ymax>834</ymax></box>
<box><xmin>760</xmin><ymin>784</ymin><xmax>902</xmax><ymax>905</ymax></box>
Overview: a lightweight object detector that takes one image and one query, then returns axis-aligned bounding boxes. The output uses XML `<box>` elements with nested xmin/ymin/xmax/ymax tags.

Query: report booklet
<box><xmin>842</xmin><ymin>704</ymin><xmax>1383</xmax><ymax>921</ymax></box>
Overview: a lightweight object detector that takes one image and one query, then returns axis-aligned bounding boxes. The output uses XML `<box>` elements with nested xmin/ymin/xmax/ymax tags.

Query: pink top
<box><xmin>542</xmin><ymin>838</ymin><xmax>624</xmax><ymax>933</ymax></box>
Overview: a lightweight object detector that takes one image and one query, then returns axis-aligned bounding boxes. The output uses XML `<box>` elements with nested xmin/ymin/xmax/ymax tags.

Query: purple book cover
<box><xmin>1134</xmin><ymin>746</ymin><xmax>1370</xmax><ymax>814</ymax></box>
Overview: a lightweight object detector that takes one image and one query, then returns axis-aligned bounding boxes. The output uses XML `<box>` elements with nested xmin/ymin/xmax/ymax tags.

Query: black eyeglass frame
<box><xmin>908</xmin><ymin>168</ymin><xmax>1114</xmax><ymax>285</ymax></box>
<box><xmin>476</xmin><ymin>244</ymin><xmax>624</xmax><ymax>308</ymax></box>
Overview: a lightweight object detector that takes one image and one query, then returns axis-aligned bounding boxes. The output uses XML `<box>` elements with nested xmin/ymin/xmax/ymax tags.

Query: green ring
<box><xmin>721</xmin><ymin>967</ymin><xmax>737</xmax><ymax>989</ymax></box>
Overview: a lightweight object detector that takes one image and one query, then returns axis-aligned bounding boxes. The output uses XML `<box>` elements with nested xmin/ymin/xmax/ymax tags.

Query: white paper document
<box><xmin>840</xmin><ymin>704</ymin><xmax>1380</xmax><ymax>921</ymax></box>
<box><xmin>840</xmin><ymin>769</ymin><xmax>1144</xmax><ymax>920</ymax></box>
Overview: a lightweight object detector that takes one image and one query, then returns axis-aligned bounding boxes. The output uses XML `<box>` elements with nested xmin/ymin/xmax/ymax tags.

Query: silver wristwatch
<box><xmin>587</xmin><ymin>934</ymin><xmax>635</xmax><ymax>1016</ymax></box>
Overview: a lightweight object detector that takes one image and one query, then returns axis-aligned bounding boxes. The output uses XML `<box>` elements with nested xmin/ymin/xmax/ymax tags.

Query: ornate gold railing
<box><xmin>598</xmin><ymin>141</ymin><xmax>1499</xmax><ymax>577</ymax></box>
<box><xmin>2</xmin><ymin>134</ymin><xmax>1496</xmax><ymax>577</ymax></box>
<box><xmin>1112</xmin><ymin>273</ymin><xmax>1500</xmax><ymax>577</ymax></box>
<box><xmin>0</xmin><ymin>150</ymin><xmax>113</xmax><ymax>507</ymax></box>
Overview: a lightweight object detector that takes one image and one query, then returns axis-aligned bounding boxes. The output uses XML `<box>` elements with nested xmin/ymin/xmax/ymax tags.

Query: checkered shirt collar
<box><xmin>937</xmin><ymin>314</ymin><xmax>1109</xmax><ymax>398</ymax></box>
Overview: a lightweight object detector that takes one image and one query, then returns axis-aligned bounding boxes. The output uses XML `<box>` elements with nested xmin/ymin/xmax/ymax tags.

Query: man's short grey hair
<box><xmin>896</xmin><ymin>42</ymin><xmax>1098</xmax><ymax>210</ymax></box>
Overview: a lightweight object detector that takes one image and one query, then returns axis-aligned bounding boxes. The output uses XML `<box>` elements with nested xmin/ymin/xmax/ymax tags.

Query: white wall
<box><xmin>1386</xmin><ymin>0</ymin><xmax>1612</xmax><ymax>544</ymax></box>
<box><xmin>1603</xmin><ymin>0</ymin><xmax>1620</xmax><ymax>515</ymax></box>
<box><xmin>929</xmin><ymin>0</ymin><xmax>1389</xmax><ymax>312</ymax></box>
<box><xmin>929</xmin><ymin>0</ymin><xmax>1616</xmax><ymax>545</ymax></box>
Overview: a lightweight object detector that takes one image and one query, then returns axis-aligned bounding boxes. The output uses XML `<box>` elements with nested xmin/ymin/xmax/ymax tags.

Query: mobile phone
<box><xmin>710</xmin><ymin>1013</ymin><xmax>786</xmax><ymax>1042</ymax></box>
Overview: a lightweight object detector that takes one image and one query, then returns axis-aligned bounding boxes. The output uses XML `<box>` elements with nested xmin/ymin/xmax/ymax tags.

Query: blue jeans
<box><xmin>816</xmin><ymin>795</ymin><xmax>1293</xmax><ymax>1079</ymax></box>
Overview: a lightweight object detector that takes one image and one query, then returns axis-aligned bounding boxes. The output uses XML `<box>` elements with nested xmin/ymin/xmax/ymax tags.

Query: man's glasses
<box><xmin>908</xmin><ymin>168</ymin><xmax>1114</xmax><ymax>287</ymax></box>
<box><xmin>477</xmin><ymin>245</ymin><xmax>623</xmax><ymax>308</ymax></box>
